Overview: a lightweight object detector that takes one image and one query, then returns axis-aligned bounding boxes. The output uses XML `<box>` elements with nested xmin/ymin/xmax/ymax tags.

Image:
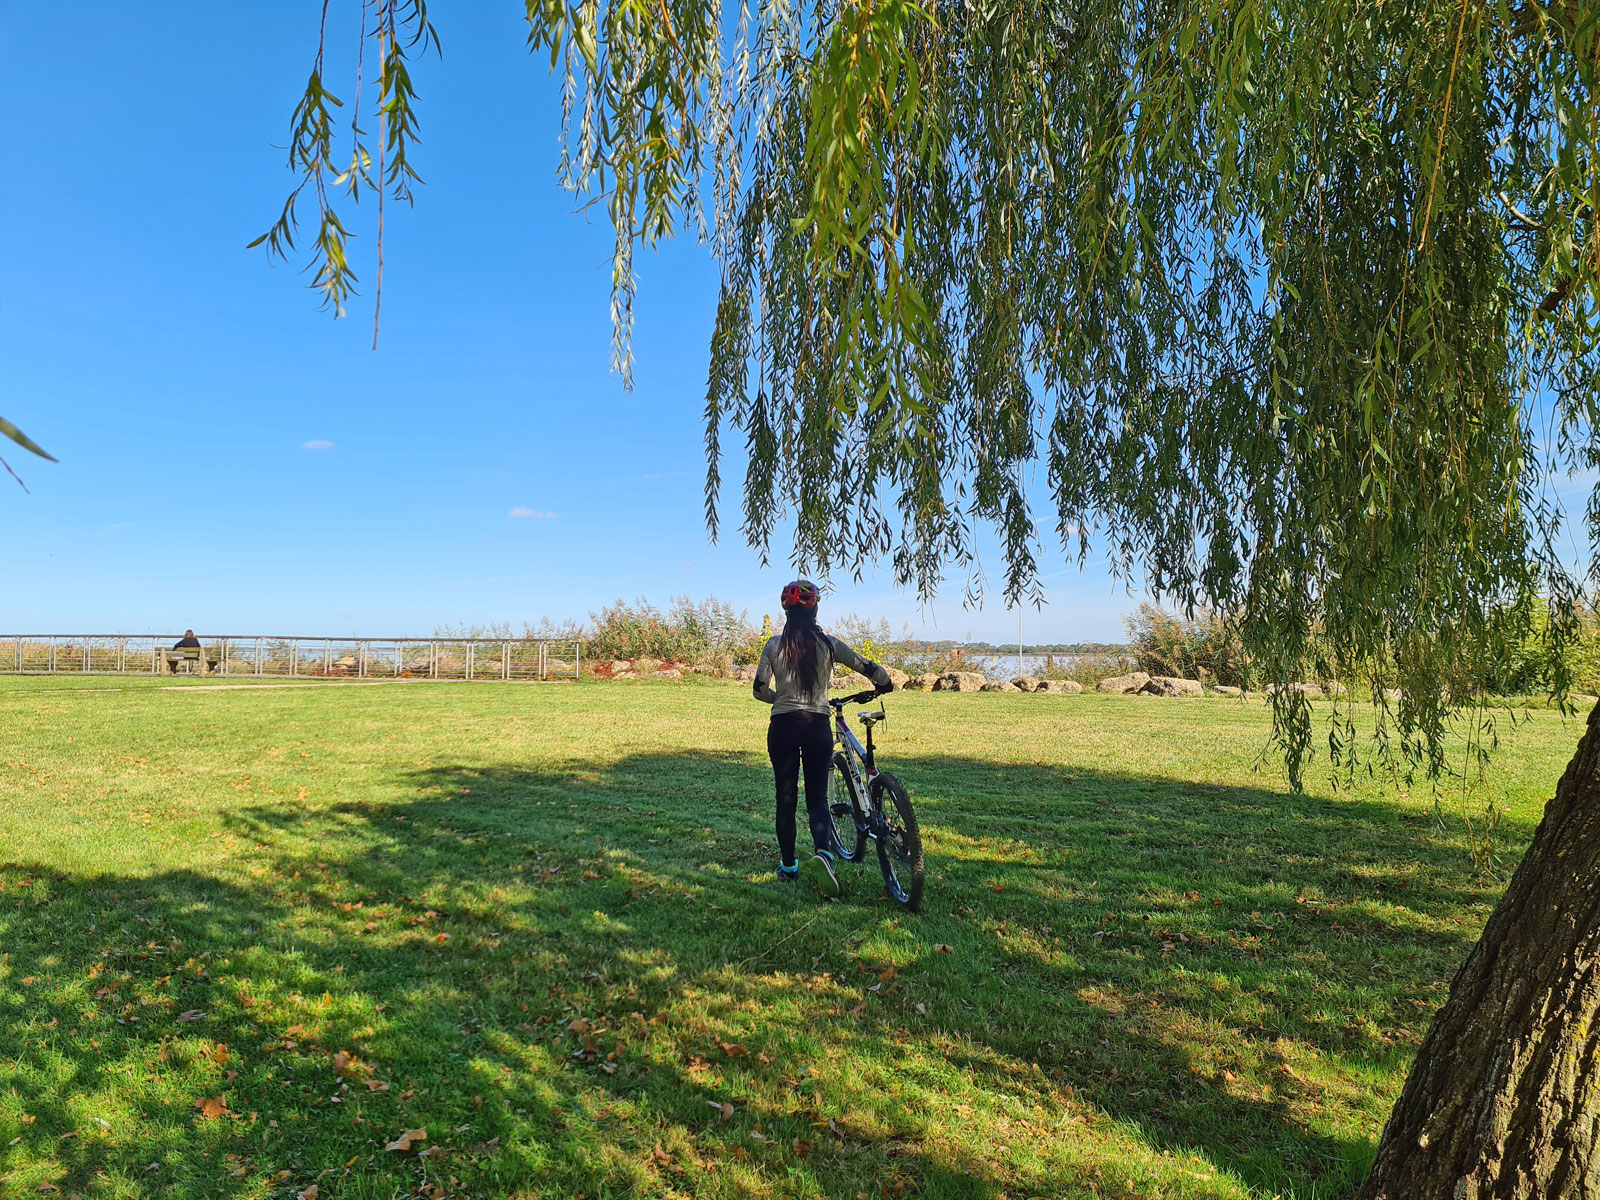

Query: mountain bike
<box><xmin>823</xmin><ymin>690</ymin><xmax>924</xmax><ymax>912</ymax></box>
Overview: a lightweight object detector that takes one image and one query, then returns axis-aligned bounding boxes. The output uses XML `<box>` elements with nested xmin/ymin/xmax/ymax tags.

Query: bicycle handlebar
<box><xmin>829</xmin><ymin>689</ymin><xmax>880</xmax><ymax>707</ymax></box>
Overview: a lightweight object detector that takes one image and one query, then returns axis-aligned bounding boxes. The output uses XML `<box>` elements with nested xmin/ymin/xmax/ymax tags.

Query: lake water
<box><xmin>898</xmin><ymin>653</ymin><xmax>1135</xmax><ymax>682</ymax></box>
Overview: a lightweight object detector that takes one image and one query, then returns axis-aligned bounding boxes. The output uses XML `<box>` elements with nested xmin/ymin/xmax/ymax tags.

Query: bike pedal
<box><xmin>830</xmin><ymin>803</ymin><xmax>852</xmax><ymax>817</ymax></box>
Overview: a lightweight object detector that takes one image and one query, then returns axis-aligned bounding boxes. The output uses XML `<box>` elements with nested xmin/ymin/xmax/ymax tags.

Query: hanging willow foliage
<box><xmin>264</xmin><ymin>0</ymin><xmax>1599</xmax><ymax>787</ymax></box>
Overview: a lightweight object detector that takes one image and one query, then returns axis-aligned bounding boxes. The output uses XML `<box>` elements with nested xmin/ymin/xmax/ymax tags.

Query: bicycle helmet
<box><xmin>780</xmin><ymin>579</ymin><xmax>820</xmax><ymax>610</ymax></box>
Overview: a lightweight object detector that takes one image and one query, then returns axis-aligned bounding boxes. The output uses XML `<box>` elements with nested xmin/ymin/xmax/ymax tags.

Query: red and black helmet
<box><xmin>780</xmin><ymin>579</ymin><xmax>820</xmax><ymax>610</ymax></box>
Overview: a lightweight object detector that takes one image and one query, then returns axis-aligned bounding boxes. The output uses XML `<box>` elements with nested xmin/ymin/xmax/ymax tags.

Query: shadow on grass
<box><xmin>3</xmin><ymin>749</ymin><xmax>1534</xmax><ymax>1199</ymax></box>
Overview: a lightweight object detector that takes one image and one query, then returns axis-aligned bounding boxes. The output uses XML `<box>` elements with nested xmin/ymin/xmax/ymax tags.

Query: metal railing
<box><xmin>0</xmin><ymin>636</ymin><xmax>583</xmax><ymax>681</ymax></box>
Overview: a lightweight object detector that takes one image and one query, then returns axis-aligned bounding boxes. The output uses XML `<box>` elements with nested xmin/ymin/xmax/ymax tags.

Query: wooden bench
<box><xmin>163</xmin><ymin>647</ymin><xmax>218</xmax><ymax>675</ymax></box>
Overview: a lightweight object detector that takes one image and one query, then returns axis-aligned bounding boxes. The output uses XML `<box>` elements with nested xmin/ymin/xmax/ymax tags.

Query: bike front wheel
<box><xmin>868</xmin><ymin>771</ymin><xmax>923</xmax><ymax>912</ymax></box>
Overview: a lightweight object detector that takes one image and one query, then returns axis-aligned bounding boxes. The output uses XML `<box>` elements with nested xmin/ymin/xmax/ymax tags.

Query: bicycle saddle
<box><xmin>858</xmin><ymin>710</ymin><xmax>887</xmax><ymax>726</ymax></box>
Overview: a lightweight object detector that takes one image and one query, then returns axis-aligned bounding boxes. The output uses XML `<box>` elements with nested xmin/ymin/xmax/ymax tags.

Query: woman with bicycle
<box><xmin>753</xmin><ymin>579</ymin><xmax>893</xmax><ymax>896</ymax></box>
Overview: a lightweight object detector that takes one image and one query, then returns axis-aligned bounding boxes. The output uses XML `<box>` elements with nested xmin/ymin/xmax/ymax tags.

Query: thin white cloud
<box><xmin>509</xmin><ymin>507</ymin><xmax>557</xmax><ymax>519</ymax></box>
<box><xmin>303</xmin><ymin>439</ymin><xmax>335</xmax><ymax>451</ymax></box>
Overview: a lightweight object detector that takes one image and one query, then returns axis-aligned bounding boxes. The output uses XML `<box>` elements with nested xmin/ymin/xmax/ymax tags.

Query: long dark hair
<box><xmin>780</xmin><ymin>603</ymin><xmax>827</xmax><ymax>680</ymax></box>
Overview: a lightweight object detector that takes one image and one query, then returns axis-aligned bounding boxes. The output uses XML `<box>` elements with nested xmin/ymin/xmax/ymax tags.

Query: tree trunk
<box><xmin>1360</xmin><ymin>705</ymin><xmax>1600</xmax><ymax>1198</ymax></box>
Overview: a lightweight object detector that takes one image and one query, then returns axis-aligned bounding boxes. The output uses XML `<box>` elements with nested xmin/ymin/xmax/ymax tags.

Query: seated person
<box><xmin>168</xmin><ymin>630</ymin><xmax>203</xmax><ymax>672</ymax></box>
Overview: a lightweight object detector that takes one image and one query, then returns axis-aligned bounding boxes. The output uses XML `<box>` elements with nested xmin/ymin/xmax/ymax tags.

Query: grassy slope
<box><xmin>0</xmin><ymin>680</ymin><xmax>1581</xmax><ymax>1200</ymax></box>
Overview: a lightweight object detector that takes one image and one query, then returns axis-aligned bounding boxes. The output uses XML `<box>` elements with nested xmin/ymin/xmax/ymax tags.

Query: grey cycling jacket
<box><xmin>753</xmin><ymin>632</ymin><xmax>892</xmax><ymax>716</ymax></box>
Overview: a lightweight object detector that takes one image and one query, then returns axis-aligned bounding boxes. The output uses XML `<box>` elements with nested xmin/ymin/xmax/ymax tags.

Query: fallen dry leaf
<box><xmin>194</xmin><ymin>1096</ymin><xmax>228</xmax><ymax>1119</ymax></box>
<box><xmin>364</xmin><ymin>1079</ymin><xmax>390</xmax><ymax>1092</ymax></box>
<box><xmin>385</xmin><ymin>1128</ymin><xmax>427</xmax><ymax>1152</ymax></box>
<box><xmin>296</xmin><ymin>1186</ymin><xmax>319</xmax><ymax>1200</ymax></box>
<box><xmin>568</xmin><ymin>1017</ymin><xmax>592</xmax><ymax>1036</ymax></box>
<box><xmin>708</xmin><ymin>1100</ymin><xmax>734</xmax><ymax>1122</ymax></box>
<box><xmin>878</xmin><ymin>967</ymin><xmax>895</xmax><ymax>984</ymax></box>
<box><xmin>793</xmin><ymin>1138</ymin><xmax>812</xmax><ymax>1156</ymax></box>
<box><xmin>418</xmin><ymin>1144</ymin><xmax>448</xmax><ymax>1159</ymax></box>
<box><xmin>331</xmin><ymin>1050</ymin><xmax>365</xmax><ymax>1078</ymax></box>
<box><xmin>176</xmin><ymin>1010</ymin><xmax>204</xmax><ymax>1022</ymax></box>
<box><xmin>718</xmin><ymin>1041</ymin><xmax>748</xmax><ymax>1058</ymax></box>
<box><xmin>934</xmin><ymin>944</ymin><xmax>953</xmax><ymax>954</ymax></box>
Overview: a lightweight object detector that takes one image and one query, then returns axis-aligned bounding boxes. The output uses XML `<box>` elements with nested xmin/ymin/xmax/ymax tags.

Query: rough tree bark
<box><xmin>1360</xmin><ymin>704</ymin><xmax>1600</xmax><ymax>1198</ymax></box>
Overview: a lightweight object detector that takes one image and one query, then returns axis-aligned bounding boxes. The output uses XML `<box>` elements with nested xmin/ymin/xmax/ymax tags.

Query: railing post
<box><xmin>220</xmin><ymin>637</ymin><xmax>229</xmax><ymax>676</ymax></box>
<box><xmin>430</xmin><ymin>642</ymin><xmax>438</xmax><ymax>679</ymax></box>
<box><xmin>502</xmin><ymin>640</ymin><xmax>509</xmax><ymax>680</ymax></box>
<box><xmin>291</xmin><ymin>639</ymin><xmax>298</xmax><ymax>677</ymax></box>
<box><xmin>255</xmin><ymin>637</ymin><xmax>263</xmax><ymax>676</ymax></box>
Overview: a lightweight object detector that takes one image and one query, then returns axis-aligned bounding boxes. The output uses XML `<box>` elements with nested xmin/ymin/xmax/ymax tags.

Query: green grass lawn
<box><xmin>0</xmin><ymin>679</ymin><xmax>1582</xmax><ymax>1200</ymax></box>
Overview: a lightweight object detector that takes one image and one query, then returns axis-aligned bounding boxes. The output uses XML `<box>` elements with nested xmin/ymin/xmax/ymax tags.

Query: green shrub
<box><xmin>1041</xmin><ymin>652</ymin><xmax>1140</xmax><ymax>688</ymax></box>
<box><xmin>1472</xmin><ymin>598</ymin><xmax>1600</xmax><ymax>697</ymax></box>
<box><xmin>1124</xmin><ymin>603</ymin><xmax>1254</xmax><ymax>688</ymax></box>
<box><xmin>587</xmin><ymin>596</ymin><xmax>757</xmax><ymax>667</ymax></box>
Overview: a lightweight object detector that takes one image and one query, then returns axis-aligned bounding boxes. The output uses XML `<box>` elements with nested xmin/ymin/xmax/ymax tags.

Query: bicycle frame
<box><xmin>833</xmin><ymin>709</ymin><xmax>878</xmax><ymax>778</ymax></box>
<box><xmin>831</xmin><ymin>701</ymin><xmax>883</xmax><ymax>831</ymax></box>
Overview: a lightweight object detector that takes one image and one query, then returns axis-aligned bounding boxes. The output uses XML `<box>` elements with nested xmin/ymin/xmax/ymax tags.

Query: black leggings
<box><xmin>768</xmin><ymin>711</ymin><xmax>836</xmax><ymax>864</ymax></box>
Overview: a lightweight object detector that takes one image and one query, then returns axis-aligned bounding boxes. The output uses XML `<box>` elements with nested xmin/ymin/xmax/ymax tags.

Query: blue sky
<box><xmin>1</xmin><ymin>2</ymin><xmax>1147</xmax><ymax>642</ymax></box>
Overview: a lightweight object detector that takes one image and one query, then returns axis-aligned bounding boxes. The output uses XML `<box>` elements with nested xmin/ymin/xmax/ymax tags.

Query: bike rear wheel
<box><xmin>829</xmin><ymin>751</ymin><xmax>870</xmax><ymax>863</ymax></box>
<box><xmin>868</xmin><ymin>771</ymin><xmax>923</xmax><ymax>912</ymax></box>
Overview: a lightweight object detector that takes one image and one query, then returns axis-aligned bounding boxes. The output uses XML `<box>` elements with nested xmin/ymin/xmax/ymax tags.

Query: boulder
<box><xmin>1012</xmin><ymin>675</ymin><xmax>1043</xmax><ymax>692</ymax></box>
<box><xmin>1046</xmin><ymin>679</ymin><xmax>1085</xmax><ymax>694</ymax></box>
<box><xmin>610</xmin><ymin>659</ymin><xmax>632</xmax><ymax>675</ymax></box>
<box><xmin>884</xmin><ymin>666</ymin><xmax>911</xmax><ymax>690</ymax></box>
<box><xmin>836</xmin><ymin>671</ymin><xmax>874</xmax><ymax>691</ymax></box>
<box><xmin>981</xmin><ymin>680</ymin><xmax>1021</xmax><ymax>693</ymax></box>
<box><xmin>900</xmin><ymin>672</ymin><xmax>941</xmax><ymax>691</ymax></box>
<box><xmin>654</xmin><ymin>668</ymin><xmax>683</xmax><ymax>681</ymax></box>
<box><xmin>1211</xmin><ymin>685</ymin><xmax>1243</xmax><ymax>697</ymax></box>
<box><xmin>613</xmin><ymin>670</ymin><xmax>638</xmax><ymax>680</ymax></box>
<box><xmin>1096</xmin><ymin>671</ymin><xmax>1152</xmax><ymax>694</ymax></box>
<box><xmin>1139</xmin><ymin>676</ymin><xmax>1203</xmax><ymax>697</ymax></box>
<box><xmin>635</xmin><ymin>657</ymin><xmax>664</xmax><ymax>674</ymax></box>
<box><xmin>1574</xmin><ymin>693</ymin><xmax>1599</xmax><ymax>706</ymax></box>
<box><xmin>936</xmin><ymin>670</ymin><xmax>988</xmax><ymax>692</ymax></box>
<box><xmin>1382</xmin><ymin>687</ymin><xmax>1402</xmax><ymax>702</ymax></box>
<box><xmin>1323</xmin><ymin>681</ymin><xmax>1349</xmax><ymax>697</ymax></box>
<box><xmin>736</xmin><ymin>663</ymin><xmax>759</xmax><ymax>683</ymax></box>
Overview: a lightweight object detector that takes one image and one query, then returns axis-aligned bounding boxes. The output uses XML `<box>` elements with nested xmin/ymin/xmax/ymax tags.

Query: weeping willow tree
<box><xmin>264</xmin><ymin>1</ymin><xmax>1599</xmax><ymax>1193</ymax></box>
<box><xmin>0</xmin><ymin>418</ymin><xmax>56</xmax><ymax>491</ymax></box>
